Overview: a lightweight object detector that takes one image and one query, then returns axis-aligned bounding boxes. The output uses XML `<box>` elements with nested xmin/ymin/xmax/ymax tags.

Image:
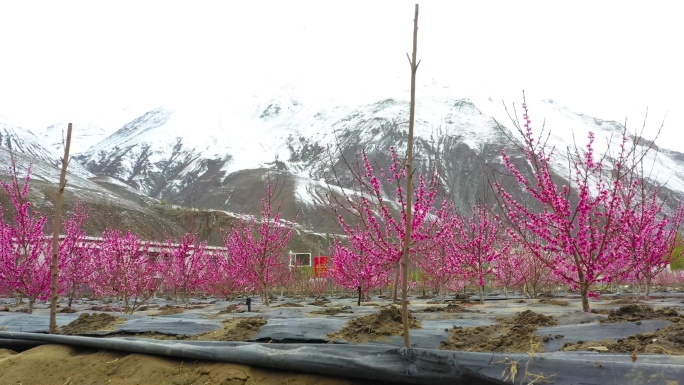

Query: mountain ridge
<box><xmin>2</xmin><ymin>87</ymin><xmax>682</xmax><ymax>239</ymax></box>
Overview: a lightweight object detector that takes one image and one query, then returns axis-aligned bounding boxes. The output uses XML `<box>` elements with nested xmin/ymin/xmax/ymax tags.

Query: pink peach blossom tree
<box><xmin>493</xmin><ymin>96</ymin><xmax>650</xmax><ymax>312</ymax></box>
<box><xmin>160</xmin><ymin>232</ymin><xmax>209</xmax><ymax>305</ymax></box>
<box><xmin>446</xmin><ymin>205</ymin><xmax>510</xmax><ymax>303</ymax></box>
<box><xmin>93</xmin><ymin>229</ymin><xmax>159</xmax><ymax>313</ymax></box>
<box><xmin>58</xmin><ymin>201</ymin><xmax>93</xmax><ymax>310</ymax></box>
<box><xmin>620</xmin><ymin>180</ymin><xmax>684</xmax><ymax>299</ymax></box>
<box><xmin>327</xmin><ymin>147</ymin><xmax>443</xmax><ymax>303</ymax></box>
<box><xmin>0</xmin><ymin>165</ymin><xmax>51</xmax><ymax>313</ymax></box>
<box><xmin>223</xmin><ymin>179</ymin><xmax>294</xmax><ymax>306</ymax></box>
<box><xmin>201</xmin><ymin>250</ymin><xmax>244</xmax><ymax>300</ymax></box>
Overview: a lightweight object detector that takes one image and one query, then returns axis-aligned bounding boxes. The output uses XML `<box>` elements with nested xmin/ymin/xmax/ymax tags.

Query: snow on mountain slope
<box><xmin>0</xmin><ymin>147</ymin><xmax>146</xmax><ymax>212</ymax></box>
<box><xmin>1</xmin><ymin>115</ymin><xmax>61</xmax><ymax>162</ymax></box>
<box><xmin>470</xmin><ymin>96</ymin><xmax>684</xmax><ymax>196</ymax></box>
<box><xmin>3</xmin><ymin>83</ymin><xmax>680</xmax><ymax>229</ymax></box>
<box><xmin>0</xmin><ymin>115</ymin><xmax>93</xmax><ymax>179</ymax></box>
<box><xmin>37</xmin><ymin>105</ymin><xmax>157</xmax><ymax>155</ymax></box>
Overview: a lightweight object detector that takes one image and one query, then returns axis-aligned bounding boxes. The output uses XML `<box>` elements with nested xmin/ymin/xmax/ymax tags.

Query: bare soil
<box><xmin>308</xmin><ymin>299</ymin><xmax>331</xmax><ymax>306</ymax></box>
<box><xmin>194</xmin><ymin>316</ymin><xmax>267</xmax><ymax>341</ymax></box>
<box><xmin>273</xmin><ymin>302</ymin><xmax>304</xmax><ymax>308</ymax></box>
<box><xmin>563</xmin><ymin>321</ymin><xmax>684</xmax><ymax>355</ymax></box>
<box><xmin>310</xmin><ymin>306</ymin><xmax>354</xmax><ymax>315</ymax></box>
<box><xmin>600</xmin><ymin>304</ymin><xmax>681</xmax><ymax>323</ymax></box>
<box><xmin>62</xmin><ymin>313</ymin><xmax>126</xmax><ymax>335</ymax></box>
<box><xmin>536</xmin><ymin>298</ymin><xmax>570</xmax><ymax>307</ymax></box>
<box><xmin>440</xmin><ymin>310</ymin><xmax>558</xmax><ymax>353</ymax></box>
<box><xmin>328</xmin><ymin>306</ymin><xmax>421</xmax><ymax>343</ymax></box>
<box><xmin>153</xmin><ymin>304</ymin><xmax>208</xmax><ymax>316</ymax></box>
<box><xmin>153</xmin><ymin>305</ymin><xmax>186</xmax><ymax>316</ymax></box>
<box><xmin>207</xmin><ymin>303</ymin><xmax>247</xmax><ymax>318</ymax></box>
<box><xmin>496</xmin><ymin>310</ymin><xmax>558</xmax><ymax>327</ymax></box>
<box><xmin>417</xmin><ymin>303</ymin><xmax>472</xmax><ymax>313</ymax></box>
<box><xmin>88</xmin><ymin>305</ymin><xmax>123</xmax><ymax>312</ymax></box>
<box><xmin>0</xmin><ymin>345</ymin><xmax>384</xmax><ymax>385</ymax></box>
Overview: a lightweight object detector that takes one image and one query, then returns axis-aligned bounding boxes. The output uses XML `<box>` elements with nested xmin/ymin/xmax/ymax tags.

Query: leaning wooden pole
<box><xmin>49</xmin><ymin>123</ymin><xmax>72</xmax><ymax>334</ymax></box>
<box><xmin>401</xmin><ymin>3</ymin><xmax>420</xmax><ymax>349</ymax></box>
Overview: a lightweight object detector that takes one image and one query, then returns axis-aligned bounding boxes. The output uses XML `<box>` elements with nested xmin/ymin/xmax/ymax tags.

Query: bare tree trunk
<box><xmin>263</xmin><ymin>279</ymin><xmax>270</xmax><ymax>306</ymax></box>
<box><xmin>580</xmin><ymin>283</ymin><xmax>591</xmax><ymax>313</ymax></box>
<box><xmin>400</xmin><ymin>3</ymin><xmax>420</xmax><ymax>349</ymax></box>
<box><xmin>392</xmin><ymin>260</ymin><xmax>400</xmax><ymax>303</ymax></box>
<box><xmin>50</xmin><ymin>123</ymin><xmax>72</xmax><ymax>334</ymax></box>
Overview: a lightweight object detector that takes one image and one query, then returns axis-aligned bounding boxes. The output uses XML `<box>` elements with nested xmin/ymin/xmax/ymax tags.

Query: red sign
<box><xmin>314</xmin><ymin>256</ymin><xmax>329</xmax><ymax>278</ymax></box>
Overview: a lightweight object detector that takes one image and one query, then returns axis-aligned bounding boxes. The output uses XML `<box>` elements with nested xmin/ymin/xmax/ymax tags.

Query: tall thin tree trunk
<box><xmin>580</xmin><ymin>283</ymin><xmax>591</xmax><ymax>312</ymax></box>
<box><xmin>263</xmin><ymin>283</ymin><xmax>270</xmax><ymax>306</ymax></box>
<box><xmin>50</xmin><ymin>123</ymin><xmax>72</xmax><ymax>334</ymax></box>
<box><xmin>392</xmin><ymin>260</ymin><xmax>400</xmax><ymax>303</ymax></box>
<box><xmin>399</xmin><ymin>3</ymin><xmax>420</xmax><ymax>349</ymax></box>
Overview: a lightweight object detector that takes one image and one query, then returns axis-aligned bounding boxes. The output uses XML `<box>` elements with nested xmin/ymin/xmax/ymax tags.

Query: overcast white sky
<box><xmin>0</xmin><ymin>0</ymin><xmax>682</xmax><ymax>145</ymax></box>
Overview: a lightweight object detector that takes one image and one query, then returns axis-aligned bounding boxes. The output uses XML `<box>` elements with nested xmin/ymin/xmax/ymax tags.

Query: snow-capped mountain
<box><xmin>36</xmin><ymin>104</ymin><xmax>161</xmax><ymax>155</ymax></box>
<box><xmin>0</xmin><ymin>115</ymin><xmax>93</xmax><ymax>179</ymax></box>
<box><xmin>3</xmin><ymin>84</ymin><xmax>684</xmax><ymax>236</ymax></box>
<box><xmin>1</xmin><ymin>116</ymin><xmax>64</xmax><ymax>164</ymax></box>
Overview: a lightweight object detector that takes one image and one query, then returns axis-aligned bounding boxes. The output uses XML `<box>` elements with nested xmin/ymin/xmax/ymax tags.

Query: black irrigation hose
<box><xmin>1</xmin><ymin>332</ymin><xmax>683</xmax><ymax>385</ymax></box>
<box><xmin>0</xmin><ymin>332</ymin><xmax>502</xmax><ymax>384</ymax></box>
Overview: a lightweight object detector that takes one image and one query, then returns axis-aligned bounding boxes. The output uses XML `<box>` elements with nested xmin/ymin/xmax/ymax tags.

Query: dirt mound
<box><xmin>106</xmin><ymin>331</ymin><xmax>186</xmax><ymax>340</ymax></box>
<box><xmin>311</xmin><ymin>306</ymin><xmax>354</xmax><ymax>315</ymax></box>
<box><xmin>0</xmin><ymin>344</ymin><xmax>375</xmax><ymax>385</ymax></box>
<box><xmin>273</xmin><ymin>302</ymin><xmax>304</xmax><ymax>308</ymax></box>
<box><xmin>87</xmin><ymin>305</ymin><xmax>122</xmax><ymax>312</ymax></box>
<box><xmin>308</xmin><ymin>299</ymin><xmax>331</xmax><ymax>306</ymax></box>
<box><xmin>207</xmin><ymin>303</ymin><xmax>247</xmax><ymax>318</ymax></box>
<box><xmin>328</xmin><ymin>306</ymin><xmax>421</xmax><ymax>343</ymax></box>
<box><xmin>441</xmin><ymin>310</ymin><xmax>557</xmax><ymax>353</ymax></box>
<box><xmin>62</xmin><ymin>313</ymin><xmax>126</xmax><ymax>335</ymax></box>
<box><xmin>601</xmin><ymin>304</ymin><xmax>681</xmax><ymax>323</ymax></box>
<box><xmin>418</xmin><ymin>303</ymin><xmax>471</xmax><ymax>313</ymax></box>
<box><xmin>151</xmin><ymin>304</ymin><xmax>208</xmax><ymax>316</ymax></box>
<box><xmin>153</xmin><ymin>305</ymin><xmax>185</xmax><ymax>316</ymax></box>
<box><xmin>609</xmin><ymin>298</ymin><xmax>645</xmax><ymax>305</ymax></box>
<box><xmin>563</xmin><ymin>322</ymin><xmax>684</xmax><ymax>355</ymax></box>
<box><xmin>497</xmin><ymin>310</ymin><xmax>558</xmax><ymax>327</ymax></box>
<box><xmin>0</xmin><ymin>349</ymin><xmax>16</xmax><ymax>360</ymax></box>
<box><xmin>195</xmin><ymin>316</ymin><xmax>266</xmax><ymax>341</ymax></box>
<box><xmin>537</xmin><ymin>299</ymin><xmax>570</xmax><ymax>307</ymax></box>
<box><xmin>439</xmin><ymin>324</ymin><xmax>551</xmax><ymax>352</ymax></box>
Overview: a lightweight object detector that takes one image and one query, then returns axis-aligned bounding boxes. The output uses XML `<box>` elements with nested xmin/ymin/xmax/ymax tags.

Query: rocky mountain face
<box><xmin>2</xmin><ymin>88</ymin><xmax>684</xmax><ymax>247</ymax></box>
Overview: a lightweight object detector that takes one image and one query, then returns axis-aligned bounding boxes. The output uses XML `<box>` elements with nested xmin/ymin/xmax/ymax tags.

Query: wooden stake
<box><xmin>401</xmin><ymin>3</ymin><xmax>420</xmax><ymax>349</ymax></box>
<box><xmin>49</xmin><ymin>123</ymin><xmax>72</xmax><ymax>334</ymax></box>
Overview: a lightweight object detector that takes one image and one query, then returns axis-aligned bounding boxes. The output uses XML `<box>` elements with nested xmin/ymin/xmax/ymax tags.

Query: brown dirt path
<box><xmin>0</xmin><ymin>345</ymin><xmax>389</xmax><ymax>385</ymax></box>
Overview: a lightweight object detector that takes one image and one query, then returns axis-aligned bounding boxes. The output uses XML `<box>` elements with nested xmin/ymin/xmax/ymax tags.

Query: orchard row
<box><xmin>2</xmin><ymin>99</ymin><xmax>684</xmax><ymax>314</ymax></box>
